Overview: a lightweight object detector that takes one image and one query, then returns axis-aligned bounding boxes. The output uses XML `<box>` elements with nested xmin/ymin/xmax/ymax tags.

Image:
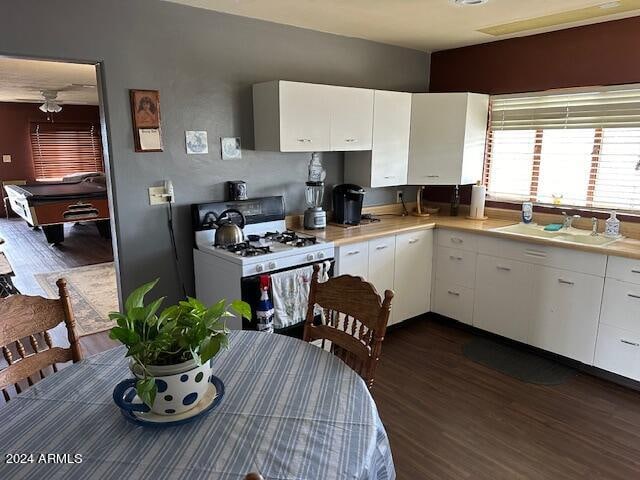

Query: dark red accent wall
<box><xmin>0</xmin><ymin>102</ymin><xmax>100</xmax><ymax>213</ymax></box>
<box><xmin>430</xmin><ymin>16</ymin><xmax>640</xmax><ymax>95</ymax></box>
<box><xmin>425</xmin><ymin>15</ymin><xmax>640</xmax><ymax>213</ymax></box>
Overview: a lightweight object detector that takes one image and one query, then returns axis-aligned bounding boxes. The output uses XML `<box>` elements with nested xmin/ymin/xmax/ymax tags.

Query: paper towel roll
<box><xmin>469</xmin><ymin>184</ymin><xmax>487</xmax><ymax>219</ymax></box>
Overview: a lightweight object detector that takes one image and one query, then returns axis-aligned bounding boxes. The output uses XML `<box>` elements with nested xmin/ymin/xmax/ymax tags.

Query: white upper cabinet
<box><xmin>329</xmin><ymin>86</ymin><xmax>373</xmax><ymax>151</ymax></box>
<box><xmin>253</xmin><ymin>81</ymin><xmax>331</xmax><ymax>152</ymax></box>
<box><xmin>344</xmin><ymin>90</ymin><xmax>411</xmax><ymax>187</ymax></box>
<box><xmin>408</xmin><ymin>93</ymin><xmax>489</xmax><ymax>185</ymax></box>
<box><xmin>252</xmin><ymin>81</ymin><xmax>373</xmax><ymax>152</ymax></box>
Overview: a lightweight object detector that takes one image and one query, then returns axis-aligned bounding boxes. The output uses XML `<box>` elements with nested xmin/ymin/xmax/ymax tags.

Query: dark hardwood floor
<box><xmin>373</xmin><ymin>318</ymin><xmax>640</xmax><ymax>480</ymax></box>
<box><xmin>0</xmin><ymin>217</ymin><xmax>113</xmax><ymax>296</ymax></box>
<box><xmin>0</xmin><ymin>217</ymin><xmax>117</xmax><ymax>352</ymax></box>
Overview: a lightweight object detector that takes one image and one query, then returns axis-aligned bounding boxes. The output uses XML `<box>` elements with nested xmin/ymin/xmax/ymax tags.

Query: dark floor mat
<box><xmin>463</xmin><ymin>337</ymin><xmax>576</xmax><ymax>385</ymax></box>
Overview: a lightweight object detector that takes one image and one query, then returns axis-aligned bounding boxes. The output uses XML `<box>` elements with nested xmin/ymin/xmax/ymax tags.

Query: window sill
<box><xmin>485</xmin><ymin>198</ymin><xmax>640</xmax><ymax>223</ymax></box>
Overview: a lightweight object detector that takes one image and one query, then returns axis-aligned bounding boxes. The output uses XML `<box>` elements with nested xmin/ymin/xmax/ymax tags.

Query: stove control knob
<box><xmin>255</xmin><ymin>264</ymin><xmax>264</xmax><ymax>273</ymax></box>
<box><xmin>268</xmin><ymin>261</ymin><xmax>277</xmax><ymax>269</ymax></box>
<box><xmin>306</xmin><ymin>253</ymin><xmax>315</xmax><ymax>261</ymax></box>
<box><xmin>317</xmin><ymin>252</ymin><xmax>325</xmax><ymax>259</ymax></box>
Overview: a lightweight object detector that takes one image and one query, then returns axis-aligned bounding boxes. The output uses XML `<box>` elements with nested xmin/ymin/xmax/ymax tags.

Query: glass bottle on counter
<box><xmin>450</xmin><ymin>185</ymin><xmax>460</xmax><ymax>217</ymax></box>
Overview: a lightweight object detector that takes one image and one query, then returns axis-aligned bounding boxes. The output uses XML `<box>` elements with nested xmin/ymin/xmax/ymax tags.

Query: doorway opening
<box><xmin>0</xmin><ymin>56</ymin><xmax>120</xmax><ymax>345</ymax></box>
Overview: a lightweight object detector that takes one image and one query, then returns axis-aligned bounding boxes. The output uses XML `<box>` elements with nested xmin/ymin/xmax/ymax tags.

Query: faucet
<box><xmin>591</xmin><ymin>217</ymin><xmax>599</xmax><ymax>236</ymax></box>
<box><xmin>562</xmin><ymin>212</ymin><xmax>581</xmax><ymax>229</ymax></box>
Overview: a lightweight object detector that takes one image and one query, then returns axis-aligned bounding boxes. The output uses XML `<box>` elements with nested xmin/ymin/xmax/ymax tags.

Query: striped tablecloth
<box><xmin>0</xmin><ymin>331</ymin><xmax>395</xmax><ymax>479</ymax></box>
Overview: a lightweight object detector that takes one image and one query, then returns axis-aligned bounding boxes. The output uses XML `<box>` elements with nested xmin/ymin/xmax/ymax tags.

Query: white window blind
<box><xmin>30</xmin><ymin>123</ymin><xmax>104</xmax><ymax>181</ymax></box>
<box><xmin>485</xmin><ymin>86</ymin><xmax>640</xmax><ymax>211</ymax></box>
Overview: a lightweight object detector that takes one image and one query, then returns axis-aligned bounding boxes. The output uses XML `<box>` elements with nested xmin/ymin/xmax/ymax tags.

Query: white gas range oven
<box><xmin>192</xmin><ymin>196</ymin><xmax>334</xmax><ymax>333</ymax></box>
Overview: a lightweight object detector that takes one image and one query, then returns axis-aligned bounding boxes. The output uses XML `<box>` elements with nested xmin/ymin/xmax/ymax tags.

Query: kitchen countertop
<box><xmin>296</xmin><ymin>215</ymin><xmax>640</xmax><ymax>260</ymax></box>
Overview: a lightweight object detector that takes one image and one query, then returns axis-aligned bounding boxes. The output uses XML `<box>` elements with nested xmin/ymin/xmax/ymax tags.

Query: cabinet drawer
<box><xmin>600</xmin><ymin>278</ymin><xmax>640</xmax><ymax>333</ymax></box>
<box><xmin>595</xmin><ymin>324</ymin><xmax>640</xmax><ymax>381</ymax></box>
<box><xmin>336</xmin><ymin>241</ymin><xmax>369</xmax><ymax>278</ymax></box>
<box><xmin>437</xmin><ymin>229</ymin><xmax>479</xmax><ymax>252</ymax></box>
<box><xmin>433</xmin><ymin>280</ymin><xmax>474</xmax><ymax>325</ymax></box>
<box><xmin>478</xmin><ymin>236</ymin><xmax>606</xmax><ymax>276</ymax></box>
<box><xmin>606</xmin><ymin>256</ymin><xmax>640</xmax><ymax>285</ymax></box>
<box><xmin>435</xmin><ymin>246</ymin><xmax>476</xmax><ymax>289</ymax></box>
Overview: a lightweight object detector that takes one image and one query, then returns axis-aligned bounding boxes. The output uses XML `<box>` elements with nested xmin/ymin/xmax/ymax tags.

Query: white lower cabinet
<box><xmin>367</xmin><ymin>236</ymin><xmax>396</xmax><ymax>299</ymax></box>
<box><xmin>595</xmin><ymin>324</ymin><xmax>640</xmax><ymax>380</ymax></box>
<box><xmin>528</xmin><ymin>266</ymin><xmax>604</xmax><ymax>365</ymax></box>
<box><xmin>334</xmin><ymin>230</ymin><xmax>432</xmax><ymax>327</ymax></box>
<box><xmin>474</xmin><ymin>255</ymin><xmax>532</xmax><ymax>343</ymax></box>
<box><xmin>594</xmin><ymin>273</ymin><xmax>640</xmax><ymax>380</ymax></box>
<box><xmin>433</xmin><ymin>282</ymin><xmax>474</xmax><ymax>325</ymax></box>
<box><xmin>392</xmin><ymin>230</ymin><xmax>433</xmax><ymax>324</ymax></box>
<box><xmin>336</xmin><ymin>240</ymin><xmax>369</xmax><ymax>278</ymax></box>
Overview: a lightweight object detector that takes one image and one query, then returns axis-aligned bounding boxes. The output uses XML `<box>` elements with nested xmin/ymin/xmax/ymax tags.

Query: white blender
<box><xmin>303</xmin><ymin>153</ymin><xmax>327</xmax><ymax>230</ymax></box>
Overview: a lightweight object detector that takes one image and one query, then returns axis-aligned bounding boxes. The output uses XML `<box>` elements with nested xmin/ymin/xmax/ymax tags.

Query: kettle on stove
<box><xmin>204</xmin><ymin>209</ymin><xmax>246</xmax><ymax>247</ymax></box>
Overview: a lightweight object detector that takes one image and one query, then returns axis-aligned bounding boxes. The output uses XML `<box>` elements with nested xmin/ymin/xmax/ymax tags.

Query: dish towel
<box><xmin>271</xmin><ymin>262</ymin><xmax>331</xmax><ymax>329</ymax></box>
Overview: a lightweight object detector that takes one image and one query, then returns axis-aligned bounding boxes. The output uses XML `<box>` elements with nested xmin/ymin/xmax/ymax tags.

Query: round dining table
<box><xmin>0</xmin><ymin>331</ymin><xmax>395</xmax><ymax>479</ymax></box>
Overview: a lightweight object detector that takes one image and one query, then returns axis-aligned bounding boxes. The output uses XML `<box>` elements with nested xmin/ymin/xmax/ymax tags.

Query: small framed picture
<box><xmin>185</xmin><ymin>131</ymin><xmax>208</xmax><ymax>154</ymax></box>
<box><xmin>130</xmin><ymin>89</ymin><xmax>162</xmax><ymax>152</ymax></box>
<box><xmin>221</xmin><ymin>137</ymin><xmax>241</xmax><ymax>160</ymax></box>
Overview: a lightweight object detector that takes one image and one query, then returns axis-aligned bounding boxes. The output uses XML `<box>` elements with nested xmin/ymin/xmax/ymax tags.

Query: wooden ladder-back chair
<box><xmin>303</xmin><ymin>264</ymin><xmax>394</xmax><ymax>390</ymax></box>
<box><xmin>0</xmin><ymin>278</ymin><xmax>83</xmax><ymax>402</ymax></box>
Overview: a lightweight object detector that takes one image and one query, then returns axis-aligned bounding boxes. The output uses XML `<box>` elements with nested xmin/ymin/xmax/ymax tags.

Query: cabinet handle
<box><xmin>375</xmin><ymin>245</ymin><xmax>388</xmax><ymax>250</ymax></box>
<box><xmin>632</xmin><ymin>269</ymin><xmax>640</xmax><ymax>274</ymax></box>
<box><xmin>620</xmin><ymin>339</ymin><xmax>640</xmax><ymax>347</ymax></box>
<box><xmin>297</xmin><ymin>138</ymin><xmax>312</xmax><ymax>143</ymax></box>
<box><xmin>384</xmin><ymin>175</ymin><xmax>396</xmax><ymax>179</ymax></box>
<box><xmin>496</xmin><ymin>266</ymin><xmax>511</xmax><ymax>271</ymax></box>
<box><xmin>447</xmin><ymin>290</ymin><xmax>460</xmax><ymax>296</ymax></box>
<box><xmin>347</xmin><ymin>250</ymin><xmax>360</xmax><ymax>256</ymax></box>
<box><xmin>627</xmin><ymin>293</ymin><xmax>640</xmax><ymax>300</ymax></box>
<box><xmin>408</xmin><ymin>239</ymin><xmax>419</xmax><ymax>244</ymax></box>
<box><xmin>345</xmin><ymin>138</ymin><xmax>357</xmax><ymax>143</ymax></box>
<box><xmin>525</xmin><ymin>249</ymin><xmax>547</xmax><ymax>258</ymax></box>
<box><xmin>449</xmin><ymin>255</ymin><xmax>463</xmax><ymax>261</ymax></box>
<box><xmin>424</xmin><ymin>175</ymin><xmax>440</xmax><ymax>178</ymax></box>
<box><xmin>558</xmin><ymin>278</ymin><xmax>574</xmax><ymax>286</ymax></box>
<box><xmin>450</xmin><ymin>237</ymin><xmax>463</xmax><ymax>244</ymax></box>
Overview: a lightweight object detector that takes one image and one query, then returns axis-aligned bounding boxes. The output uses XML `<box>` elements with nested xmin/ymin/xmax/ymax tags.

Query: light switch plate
<box><xmin>2</xmin><ymin>155</ymin><xmax>11</xmax><ymax>163</ymax></box>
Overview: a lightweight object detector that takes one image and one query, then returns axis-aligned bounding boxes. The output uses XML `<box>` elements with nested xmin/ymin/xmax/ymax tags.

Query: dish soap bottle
<box><xmin>605</xmin><ymin>211</ymin><xmax>620</xmax><ymax>238</ymax></box>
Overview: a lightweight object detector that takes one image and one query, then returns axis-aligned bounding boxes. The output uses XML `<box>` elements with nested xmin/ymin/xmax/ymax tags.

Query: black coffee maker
<box><xmin>332</xmin><ymin>184</ymin><xmax>365</xmax><ymax>225</ymax></box>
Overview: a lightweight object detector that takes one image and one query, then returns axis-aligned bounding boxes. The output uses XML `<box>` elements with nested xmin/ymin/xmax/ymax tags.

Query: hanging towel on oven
<box><xmin>270</xmin><ymin>262</ymin><xmax>331</xmax><ymax>329</ymax></box>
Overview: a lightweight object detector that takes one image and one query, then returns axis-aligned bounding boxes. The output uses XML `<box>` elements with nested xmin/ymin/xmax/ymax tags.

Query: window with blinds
<box><xmin>485</xmin><ymin>86</ymin><xmax>640</xmax><ymax>212</ymax></box>
<box><xmin>30</xmin><ymin>123</ymin><xmax>104</xmax><ymax>181</ymax></box>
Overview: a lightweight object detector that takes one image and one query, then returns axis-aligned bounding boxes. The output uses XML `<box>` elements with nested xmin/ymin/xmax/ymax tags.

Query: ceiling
<box><xmin>164</xmin><ymin>0</ymin><xmax>640</xmax><ymax>51</ymax></box>
<box><xmin>0</xmin><ymin>57</ymin><xmax>98</xmax><ymax>105</ymax></box>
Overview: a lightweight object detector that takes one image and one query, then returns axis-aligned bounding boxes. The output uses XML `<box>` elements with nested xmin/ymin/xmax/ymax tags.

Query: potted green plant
<box><xmin>109</xmin><ymin>279</ymin><xmax>250</xmax><ymax>415</ymax></box>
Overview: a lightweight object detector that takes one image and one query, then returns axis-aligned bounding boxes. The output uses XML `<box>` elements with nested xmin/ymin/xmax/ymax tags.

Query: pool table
<box><xmin>4</xmin><ymin>180</ymin><xmax>111</xmax><ymax>244</ymax></box>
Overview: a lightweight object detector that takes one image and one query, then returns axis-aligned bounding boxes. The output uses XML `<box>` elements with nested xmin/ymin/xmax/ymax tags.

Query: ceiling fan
<box><xmin>39</xmin><ymin>90</ymin><xmax>62</xmax><ymax>113</ymax></box>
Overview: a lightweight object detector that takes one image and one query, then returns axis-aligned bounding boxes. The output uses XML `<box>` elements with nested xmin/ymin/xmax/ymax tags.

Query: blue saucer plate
<box><xmin>116</xmin><ymin>376</ymin><xmax>224</xmax><ymax>427</ymax></box>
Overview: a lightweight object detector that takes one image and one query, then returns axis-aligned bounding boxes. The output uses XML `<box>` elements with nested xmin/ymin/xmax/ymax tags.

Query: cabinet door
<box><xmin>370</xmin><ymin>90</ymin><xmax>411</xmax><ymax>187</ymax></box>
<box><xmin>594</xmin><ymin>324</ymin><xmax>640</xmax><ymax>381</ymax></box>
<box><xmin>336</xmin><ymin>241</ymin><xmax>369</xmax><ymax>278</ymax></box>
<box><xmin>408</xmin><ymin>93</ymin><xmax>467</xmax><ymax>185</ymax></box>
<box><xmin>392</xmin><ymin>230</ymin><xmax>433</xmax><ymax>324</ymax></box>
<box><xmin>279</xmin><ymin>82</ymin><xmax>331</xmax><ymax>152</ymax></box>
<box><xmin>433</xmin><ymin>281</ymin><xmax>474</xmax><ymax>325</ymax></box>
<box><xmin>329</xmin><ymin>86</ymin><xmax>374</xmax><ymax>151</ymax></box>
<box><xmin>474</xmin><ymin>255</ymin><xmax>533</xmax><ymax>343</ymax></box>
<box><xmin>368</xmin><ymin>236</ymin><xmax>396</xmax><ymax>299</ymax></box>
<box><xmin>529</xmin><ymin>266</ymin><xmax>604</xmax><ymax>364</ymax></box>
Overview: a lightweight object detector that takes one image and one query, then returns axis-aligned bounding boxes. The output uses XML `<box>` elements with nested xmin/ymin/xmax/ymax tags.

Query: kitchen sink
<box><xmin>491</xmin><ymin>223</ymin><xmax>623</xmax><ymax>247</ymax></box>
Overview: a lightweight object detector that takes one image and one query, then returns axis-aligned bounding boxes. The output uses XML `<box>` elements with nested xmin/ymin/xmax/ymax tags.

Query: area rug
<box><xmin>463</xmin><ymin>337</ymin><xmax>576</xmax><ymax>385</ymax></box>
<box><xmin>35</xmin><ymin>262</ymin><xmax>118</xmax><ymax>337</ymax></box>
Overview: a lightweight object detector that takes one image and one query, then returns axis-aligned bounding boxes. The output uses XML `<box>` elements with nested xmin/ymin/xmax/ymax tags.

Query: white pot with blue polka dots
<box><xmin>115</xmin><ymin>359</ymin><xmax>214</xmax><ymax>416</ymax></box>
